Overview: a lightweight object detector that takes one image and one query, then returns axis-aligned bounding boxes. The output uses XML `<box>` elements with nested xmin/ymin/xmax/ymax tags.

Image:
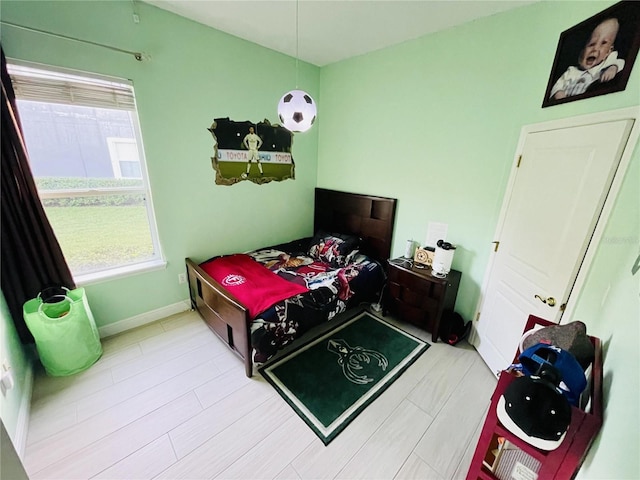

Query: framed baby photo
<box><xmin>542</xmin><ymin>1</ymin><xmax>640</xmax><ymax>108</ymax></box>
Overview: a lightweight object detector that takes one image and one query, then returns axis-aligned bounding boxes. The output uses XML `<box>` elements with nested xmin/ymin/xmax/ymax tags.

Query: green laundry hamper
<box><xmin>23</xmin><ymin>287</ymin><xmax>103</xmax><ymax>376</ymax></box>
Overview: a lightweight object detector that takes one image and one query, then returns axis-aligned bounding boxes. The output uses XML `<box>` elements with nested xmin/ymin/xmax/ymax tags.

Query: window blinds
<box><xmin>8</xmin><ymin>64</ymin><xmax>135</xmax><ymax>111</ymax></box>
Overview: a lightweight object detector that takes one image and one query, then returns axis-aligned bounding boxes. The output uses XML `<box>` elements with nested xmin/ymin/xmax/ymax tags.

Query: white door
<box><xmin>473</xmin><ymin>117</ymin><xmax>635</xmax><ymax>375</ymax></box>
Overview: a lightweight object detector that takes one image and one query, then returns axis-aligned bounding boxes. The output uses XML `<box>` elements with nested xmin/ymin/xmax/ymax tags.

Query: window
<box><xmin>8</xmin><ymin>61</ymin><xmax>164</xmax><ymax>283</ymax></box>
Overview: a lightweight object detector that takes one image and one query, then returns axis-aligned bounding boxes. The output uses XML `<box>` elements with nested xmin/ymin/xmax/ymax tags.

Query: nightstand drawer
<box><xmin>388</xmin><ymin>281</ymin><xmax>440</xmax><ymax>310</ymax></box>
<box><xmin>389</xmin><ymin>267</ymin><xmax>444</xmax><ymax>294</ymax></box>
<box><xmin>396</xmin><ymin>301</ymin><xmax>427</xmax><ymax>326</ymax></box>
<box><xmin>389</xmin><ymin>267</ymin><xmax>427</xmax><ymax>291</ymax></box>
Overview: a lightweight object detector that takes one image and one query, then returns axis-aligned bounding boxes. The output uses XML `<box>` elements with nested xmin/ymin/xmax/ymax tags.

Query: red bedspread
<box><xmin>200</xmin><ymin>254</ymin><xmax>309</xmax><ymax>318</ymax></box>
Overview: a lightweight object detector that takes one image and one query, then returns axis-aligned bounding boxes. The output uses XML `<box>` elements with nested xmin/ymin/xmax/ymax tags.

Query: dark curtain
<box><xmin>1</xmin><ymin>48</ymin><xmax>76</xmax><ymax>343</ymax></box>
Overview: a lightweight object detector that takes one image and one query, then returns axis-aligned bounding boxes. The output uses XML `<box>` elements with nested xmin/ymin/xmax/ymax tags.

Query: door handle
<box><xmin>534</xmin><ymin>295</ymin><xmax>556</xmax><ymax>307</ymax></box>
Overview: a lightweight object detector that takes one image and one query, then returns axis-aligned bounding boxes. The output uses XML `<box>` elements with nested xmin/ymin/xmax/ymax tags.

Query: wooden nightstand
<box><xmin>385</xmin><ymin>258</ymin><xmax>461</xmax><ymax>342</ymax></box>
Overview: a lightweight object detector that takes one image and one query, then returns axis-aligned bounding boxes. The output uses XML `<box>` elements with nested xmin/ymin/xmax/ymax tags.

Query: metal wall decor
<box><xmin>208</xmin><ymin>118</ymin><xmax>294</xmax><ymax>185</ymax></box>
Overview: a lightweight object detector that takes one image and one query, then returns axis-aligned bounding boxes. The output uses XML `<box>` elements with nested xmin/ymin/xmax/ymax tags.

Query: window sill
<box><xmin>75</xmin><ymin>259</ymin><xmax>167</xmax><ymax>286</ymax></box>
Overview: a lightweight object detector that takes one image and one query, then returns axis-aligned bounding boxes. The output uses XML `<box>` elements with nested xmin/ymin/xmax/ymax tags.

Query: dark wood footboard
<box><xmin>185</xmin><ymin>258</ymin><xmax>254</xmax><ymax>377</ymax></box>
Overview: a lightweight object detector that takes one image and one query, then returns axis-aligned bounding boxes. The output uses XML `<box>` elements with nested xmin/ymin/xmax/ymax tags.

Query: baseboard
<box><xmin>98</xmin><ymin>300</ymin><xmax>191</xmax><ymax>338</ymax></box>
<box><xmin>14</xmin><ymin>357</ymin><xmax>34</xmax><ymax>457</ymax></box>
<box><xmin>10</xmin><ymin>302</ymin><xmax>190</xmax><ymax>456</ymax></box>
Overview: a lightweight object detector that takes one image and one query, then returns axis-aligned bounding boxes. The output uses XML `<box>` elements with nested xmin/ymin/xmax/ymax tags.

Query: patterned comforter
<box><xmin>244</xmin><ymin>243</ymin><xmax>385</xmax><ymax>363</ymax></box>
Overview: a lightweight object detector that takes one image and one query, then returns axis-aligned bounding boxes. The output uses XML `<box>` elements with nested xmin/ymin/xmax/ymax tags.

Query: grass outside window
<box><xmin>45</xmin><ymin>204</ymin><xmax>154</xmax><ymax>275</ymax></box>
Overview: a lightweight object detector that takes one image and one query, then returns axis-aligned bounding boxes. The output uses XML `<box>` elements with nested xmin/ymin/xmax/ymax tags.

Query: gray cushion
<box><xmin>521</xmin><ymin>321</ymin><xmax>594</xmax><ymax>369</ymax></box>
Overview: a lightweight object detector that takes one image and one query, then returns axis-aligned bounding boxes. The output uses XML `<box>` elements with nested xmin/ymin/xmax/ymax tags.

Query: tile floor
<box><xmin>23</xmin><ymin>309</ymin><xmax>497</xmax><ymax>479</ymax></box>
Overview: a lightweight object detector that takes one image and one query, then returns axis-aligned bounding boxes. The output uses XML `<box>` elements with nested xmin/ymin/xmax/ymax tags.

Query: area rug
<box><xmin>259</xmin><ymin>310</ymin><xmax>429</xmax><ymax>445</ymax></box>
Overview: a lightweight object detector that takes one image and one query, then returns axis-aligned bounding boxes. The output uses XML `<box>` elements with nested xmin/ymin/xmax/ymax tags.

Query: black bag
<box><xmin>439</xmin><ymin>311</ymin><xmax>471</xmax><ymax>346</ymax></box>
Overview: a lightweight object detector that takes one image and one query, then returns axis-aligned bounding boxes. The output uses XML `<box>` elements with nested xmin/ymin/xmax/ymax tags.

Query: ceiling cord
<box><xmin>295</xmin><ymin>0</ymin><xmax>299</xmax><ymax>89</ymax></box>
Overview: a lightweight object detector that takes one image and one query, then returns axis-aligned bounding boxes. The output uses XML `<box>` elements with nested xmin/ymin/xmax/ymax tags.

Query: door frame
<box><xmin>470</xmin><ymin>106</ymin><xmax>640</xmax><ymax>346</ymax></box>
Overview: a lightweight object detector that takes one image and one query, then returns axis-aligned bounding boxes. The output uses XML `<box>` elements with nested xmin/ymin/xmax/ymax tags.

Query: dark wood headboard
<box><xmin>314</xmin><ymin>188</ymin><xmax>397</xmax><ymax>265</ymax></box>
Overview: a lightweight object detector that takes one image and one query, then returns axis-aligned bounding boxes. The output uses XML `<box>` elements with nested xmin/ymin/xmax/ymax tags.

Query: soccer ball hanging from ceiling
<box><xmin>277</xmin><ymin>89</ymin><xmax>317</xmax><ymax>133</ymax></box>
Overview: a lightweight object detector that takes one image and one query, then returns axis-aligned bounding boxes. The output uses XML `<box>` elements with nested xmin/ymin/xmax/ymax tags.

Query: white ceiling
<box><xmin>142</xmin><ymin>1</ymin><xmax>538</xmax><ymax>66</ymax></box>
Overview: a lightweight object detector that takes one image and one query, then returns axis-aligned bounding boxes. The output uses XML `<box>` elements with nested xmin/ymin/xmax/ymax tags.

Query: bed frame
<box><xmin>185</xmin><ymin>188</ymin><xmax>397</xmax><ymax>376</ymax></box>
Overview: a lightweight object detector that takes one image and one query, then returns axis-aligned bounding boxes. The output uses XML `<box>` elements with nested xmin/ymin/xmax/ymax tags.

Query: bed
<box><xmin>185</xmin><ymin>188</ymin><xmax>397</xmax><ymax>376</ymax></box>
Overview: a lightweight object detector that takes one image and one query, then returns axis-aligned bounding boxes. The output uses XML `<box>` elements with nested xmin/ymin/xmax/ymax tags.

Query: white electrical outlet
<box><xmin>178</xmin><ymin>273</ymin><xmax>187</xmax><ymax>284</ymax></box>
<box><xmin>1</xmin><ymin>362</ymin><xmax>14</xmax><ymax>395</ymax></box>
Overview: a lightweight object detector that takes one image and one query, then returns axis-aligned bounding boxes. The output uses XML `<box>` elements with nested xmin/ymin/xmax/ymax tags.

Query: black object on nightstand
<box><xmin>384</xmin><ymin>258</ymin><xmax>461</xmax><ymax>342</ymax></box>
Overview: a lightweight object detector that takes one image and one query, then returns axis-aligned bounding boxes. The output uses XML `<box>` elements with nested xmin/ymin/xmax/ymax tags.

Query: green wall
<box><xmin>569</xmin><ymin>154</ymin><xmax>639</xmax><ymax>479</ymax></box>
<box><xmin>317</xmin><ymin>0</ymin><xmax>639</xmax><ymax>322</ymax></box>
<box><xmin>0</xmin><ymin>0</ymin><xmax>320</xmax><ymax>327</ymax></box>
<box><xmin>0</xmin><ymin>293</ymin><xmax>33</xmax><ymax>450</ymax></box>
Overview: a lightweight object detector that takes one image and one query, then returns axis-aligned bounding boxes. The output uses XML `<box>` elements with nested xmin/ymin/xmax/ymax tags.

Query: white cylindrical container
<box><xmin>432</xmin><ymin>240</ymin><xmax>456</xmax><ymax>277</ymax></box>
<box><xmin>404</xmin><ymin>240</ymin><xmax>415</xmax><ymax>258</ymax></box>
